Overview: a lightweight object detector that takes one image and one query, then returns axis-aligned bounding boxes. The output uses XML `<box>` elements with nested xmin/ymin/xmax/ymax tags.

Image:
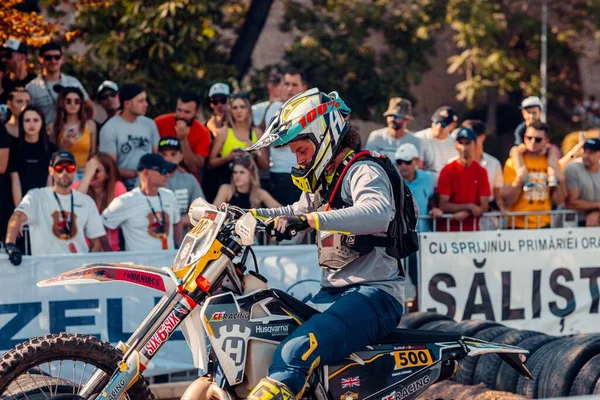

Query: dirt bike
<box><xmin>0</xmin><ymin>199</ymin><xmax>534</xmax><ymax>400</ymax></box>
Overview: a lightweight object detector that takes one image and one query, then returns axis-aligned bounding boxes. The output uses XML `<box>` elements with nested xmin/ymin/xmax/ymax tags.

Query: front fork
<box><xmin>79</xmin><ymin>251</ymin><xmax>237</xmax><ymax>399</ymax></box>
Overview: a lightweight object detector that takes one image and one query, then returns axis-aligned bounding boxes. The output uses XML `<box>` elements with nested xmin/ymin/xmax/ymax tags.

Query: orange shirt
<box><xmin>503</xmin><ymin>155</ymin><xmax>552</xmax><ymax>229</ymax></box>
<box><xmin>154</xmin><ymin>113</ymin><xmax>211</xmax><ymax>158</ymax></box>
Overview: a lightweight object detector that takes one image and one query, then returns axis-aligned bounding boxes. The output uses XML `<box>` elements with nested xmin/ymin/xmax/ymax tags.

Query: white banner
<box><xmin>419</xmin><ymin>228</ymin><xmax>600</xmax><ymax>336</ymax></box>
<box><xmin>0</xmin><ymin>246</ymin><xmax>320</xmax><ymax>376</ymax></box>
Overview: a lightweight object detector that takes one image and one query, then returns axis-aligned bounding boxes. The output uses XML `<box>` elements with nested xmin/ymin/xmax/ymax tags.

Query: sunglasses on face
<box><xmin>525</xmin><ymin>135</ymin><xmax>544</xmax><ymax>143</ymax></box>
<box><xmin>396</xmin><ymin>159</ymin><xmax>412</xmax><ymax>166</ymax></box>
<box><xmin>98</xmin><ymin>91</ymin><xmax>118</xmax><ymax>101</ymax></box>
<box><xmin>210</xmin><ymin>97</ymin><xmax>227</xmax><ymax>105</ymax></box>
<box><xmin>43</xmin><ymin>54</ymin><xmax>62</xmax><ymax>61</ymax></box>
<box><xmin>53</xmin><ymin>163</ymin><xmax>76</xmax><ymax>173</ymax></box>
<box><xmin>433</xmin><ymin>119</ymin><xmax>450</xmax><ymax>128</ymax></box>
<box><xmin>149</xmin><ymin>166</ymin><xmax>172</xmax><ymax>175</ymax></box>
<box><xmin>389</xmin><ymin>114</ymin><xmax>406</xmax><ymax>120</ymax></box>
<box><xmin>65</xmin><ymin>98</ymin><xmax>81</xmax><ymax>105</ymax></box>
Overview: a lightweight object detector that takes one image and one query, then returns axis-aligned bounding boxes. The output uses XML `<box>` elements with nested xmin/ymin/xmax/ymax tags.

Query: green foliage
<box><xmin>446</xmin><ymin>0</ymin><xmax>583</xmax><ymax>108</ymax></box>
<box><xmin>277</xmin><ymin>0</ymin><xmax>447</xmax><ymax>120</ymax></box>
<box><xmin>67</xmin><ymin>0</ymin><xmax>249</xmax><ymax>116</ymax></box>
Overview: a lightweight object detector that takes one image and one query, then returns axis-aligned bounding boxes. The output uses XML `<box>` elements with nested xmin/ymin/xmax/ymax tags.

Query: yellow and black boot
<box><xmin>247</xmin><ymin>378</ymin><xmax>295</xmax><ymax>400</ymax></box>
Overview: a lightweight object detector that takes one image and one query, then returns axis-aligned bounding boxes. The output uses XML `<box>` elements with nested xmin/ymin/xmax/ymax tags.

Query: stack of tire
<box><xmin>399</xmin><ymin>312</ymin><xmax>600</xmax><ymax>398</ymax></box>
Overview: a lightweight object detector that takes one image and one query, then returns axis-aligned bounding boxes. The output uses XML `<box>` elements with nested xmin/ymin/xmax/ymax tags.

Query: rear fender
<box><xmin>37</xmin><ymin>263</ymin><xmax>176</xmax><ymax>293</ymax></box>
<box><xmin>462</xmin><ymin>337</ymin><xmax>533</xmax><ymax>380</ymax></box>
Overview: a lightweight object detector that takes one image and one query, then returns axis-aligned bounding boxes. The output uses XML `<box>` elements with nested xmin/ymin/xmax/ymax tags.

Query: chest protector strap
<box><xmin>322</xmin><ymin>150</ymin><xmax>406</xmax><ymax>277</ymax></box>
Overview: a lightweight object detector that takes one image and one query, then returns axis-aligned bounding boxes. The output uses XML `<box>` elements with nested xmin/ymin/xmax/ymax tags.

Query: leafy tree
<box><xmin>278</xmin><ymin>0</ymin><xmax>447</xmax><ymax>120</ymax></box>
<box><xmin>68</xmin><ymin>0</ymin><xmax>251</xmax><ymax>116</ymax></box>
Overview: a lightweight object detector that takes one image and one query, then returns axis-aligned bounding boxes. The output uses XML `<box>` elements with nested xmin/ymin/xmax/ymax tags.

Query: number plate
<box><xmin>393</xmin><ymin>349</ymin><xmax>433</xmax><ymax>369</ymax></box>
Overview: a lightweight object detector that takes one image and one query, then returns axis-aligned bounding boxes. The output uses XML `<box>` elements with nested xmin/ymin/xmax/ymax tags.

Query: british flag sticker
<box><xmin>341</xmin><ymin>376</ymin><xmax>360</xmax><ymax>388</ymax></box>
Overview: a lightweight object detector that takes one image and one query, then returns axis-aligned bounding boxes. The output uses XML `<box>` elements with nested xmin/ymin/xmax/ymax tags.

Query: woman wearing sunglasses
<box><xmin>73</xmin><ymin>152</ymin><xmax>127</xmax><ymax>251</ymax></box>
<box><xmin>213</xmin><ymin>155</ymin><xmax>280</xmax><ymax>209</ymax></box>
<box><xmin>50</xmin><ymin>87</ymin><xmax>97</xmax><ymax>177</ymax></box>
<box><xmin>8</xmin><ymin>104</ymin><xmax>57</xmax><ymax>207</ymax></box>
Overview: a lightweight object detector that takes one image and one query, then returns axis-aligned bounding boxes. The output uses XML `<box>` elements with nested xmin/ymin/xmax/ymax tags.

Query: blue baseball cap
<box><xmin>455</xmin><ymin>127</ymin><xmax>477</xmax><ymax>142</ymax></box>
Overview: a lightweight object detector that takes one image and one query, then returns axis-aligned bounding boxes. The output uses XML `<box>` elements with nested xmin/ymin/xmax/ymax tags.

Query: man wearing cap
<box><xmin>26</xmin><ymin>42</ymin><xmax>92</xmax><ymax>124</ymax></box>
<box><xmin>99</xmin><ymin>83</ymin><xmax>160</xmax><ymax>190</ymax></box>
<box><xmin>4</xmin><ymin>150</ymin><xmax>109</xmax><ymax>265</ymax></box>
<box><xmin>565</xmin><ymin>138</ymin><xmax>600</xmax><ymax>227</ymax></box>
<box><xmin>415</xmin><ymin>106</ymin><xmax>459</xmax><ymax>174</ymax></box>
<box><xmin>206</xmin><ymin>82</ymin><xmax>230</xmax><ymax>136</ymax></box>
<box><xmin>158</xmin><ymin>136</ymin><xmax>205</xmax><ymax>229</ymax></box>
<box><xmin>514</xmin><ymin>96</ymin><xmax>543</xmax><ymax>145</ymax></box>
<box><xmin>366</xmin><ymin>97</ymin><xmax>432</xmax><ymax>168</ymax></box>
<box><xmin>394</xmin><ymin>143</ymin><xmax>439</xmax><ymax>234</ymax></box>
<box><xmin>0</xmin><ymin>39</ymin><xmax>36</xmax><ymax>104</ymax></box>
<box><xmin>102</xmin><ymin>153</ymin><xmax>182</xmax><ymax>251</ymax></box>
<box><xmin>96</xmin><ymin>80</ymin><xmax>120</xmax><ymax>130</ymax></box>
<box><xmin>154</xmin><ymin>92</ymin><xmax>211</xmax><ymax>179</ymax></box>
<box><xmin>436</xmin><ymin>127</ymin><xmax>490</xmax><ymax>231</ymax></box>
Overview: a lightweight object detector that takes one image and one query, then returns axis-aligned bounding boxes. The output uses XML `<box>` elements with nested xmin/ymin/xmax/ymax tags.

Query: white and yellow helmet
<box><xmin>247</xmin><ymin>88</ymin><xmax>351</xmax><ymax>193</ymax></box>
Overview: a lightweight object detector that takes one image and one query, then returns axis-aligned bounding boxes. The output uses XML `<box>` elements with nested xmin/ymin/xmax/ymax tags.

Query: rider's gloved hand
<box><xmin>266</xmin><ymin>215</ymin><xmax>310</xmax><ymax>242</ymax></box>
<box><xmin>4</xmin><ymin>243</ymin><xmax>22</xmax><ymax>266</ymax></box>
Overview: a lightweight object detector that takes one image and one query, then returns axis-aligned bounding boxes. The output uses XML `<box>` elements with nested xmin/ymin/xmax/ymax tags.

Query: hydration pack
<box><xmin>326</xmin><ymin>151</ymin><xmax>419</xmax><ymax>272</ymax></box>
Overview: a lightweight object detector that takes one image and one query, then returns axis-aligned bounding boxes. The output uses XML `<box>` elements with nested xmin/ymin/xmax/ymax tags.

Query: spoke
<box><xmin>73</xmin><ymin>362</ymin><xmax>76</xmax><ymax>394</ymax></box>
<box><xmin>13</xmin><ymin>379</ymin><xmax>31</xmax><ymax>400</ymax></box>
<box><xmin>39</xmin><ymin>365</ymin><xmax>54</xmax><ymax>394</ymax></box>
<box><xmin>25</xmin><ymin>372</ymin><xmax>50</xmax><ymax>399</ymax></box>
<box><xmin>5</xmin><ymin>386</ymin><xmax>18</xmax><ymax>400</ymax></box>
<box><xmin>55</xmin><ymin>360</ymin><xmax>64</xmax><ymax>396</ymax></box>
<box><xmin>77</xmin><ymin>363</ymin><xmax>88</xmax><ymax>392</ymax></box>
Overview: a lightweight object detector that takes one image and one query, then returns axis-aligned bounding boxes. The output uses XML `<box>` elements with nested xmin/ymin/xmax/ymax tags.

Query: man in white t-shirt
<box><xmin>99</xmin><ymin>83</ymin><xmax>160</xmax><ymax>190</ymax></box>
<box><xmin>102</xmin><ymin>153</ymin><xmax>182</xmax><ymax>251</ymax></box>
<box><xmin>365</xmin><ymin>97</ymin><xmax>433</xmax><ymax>168</ymax></box>
<box><xmin>269</xmin><ymin>69</ymin><xmax>308</xmax><ymax>206</ymax></box>
<box><xmin>415</xmin><ymin>106</ymin><xmax>459</xmax><ymax>175</ymax></box>
<box><xmin>252</xmin><ymin>72</ymin><xmax>284</xmax><ymax>129</ymax></box>
<box><xmin>4</xmin><ymin>151</ymin><xmax>109</xmax><ymax>265</ymax></box>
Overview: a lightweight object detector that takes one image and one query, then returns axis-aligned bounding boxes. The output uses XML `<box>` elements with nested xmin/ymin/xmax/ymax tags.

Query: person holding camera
<box><xmin>4</xmin><ymin>151</ymin><xmax>110</xmax><ymax>265</ymax></box>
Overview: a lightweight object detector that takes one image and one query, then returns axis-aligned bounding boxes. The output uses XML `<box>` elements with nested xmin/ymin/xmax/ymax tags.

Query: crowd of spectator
<box><xmin>1</xmin><ymin>37</ymin><xmax>600</xmax><ymax>264</ymax></box>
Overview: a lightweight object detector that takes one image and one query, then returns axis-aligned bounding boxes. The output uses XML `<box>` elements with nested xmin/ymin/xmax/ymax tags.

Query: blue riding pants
<box><xmin>268</xmin><ymin>285</ymin><xmax>404</xmax><ymax>394</ymax></box>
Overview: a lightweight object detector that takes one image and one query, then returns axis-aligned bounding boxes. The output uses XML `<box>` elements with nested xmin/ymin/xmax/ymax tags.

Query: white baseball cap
<box><xmin>208</xmin><ymin>82</ymin><xmax>230</xmax><ymax>97</ymax></box>
<box><xmin>394</xmin><ymin>143</ymin><xmax>419</xmax><ymax>162</ymax></box>
<box><xmin>97</xmin><ymin>80</ymin><xmax>119</xmax><ymax>95</ymax></box>
<box><xmin>520</xmin><ymin>96</ymin><xmax>543</xmax><ymax>109</ymax></box>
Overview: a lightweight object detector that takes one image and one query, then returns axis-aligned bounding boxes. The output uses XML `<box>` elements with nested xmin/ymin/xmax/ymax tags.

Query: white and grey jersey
<box><xmin>255</xmin><ymin>161</ymin><xmax>405</xmax><ymax>306</ymax></box>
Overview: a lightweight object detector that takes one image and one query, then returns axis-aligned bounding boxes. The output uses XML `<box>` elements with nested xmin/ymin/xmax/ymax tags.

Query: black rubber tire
<box><xmin>472</xmin><ymin>329</ymin><xmax>542</xmax><ymax>389</ymax></box>
<box><xmin>495</xmin><ymin>334</ymin><xmax>560</xmax><ymax>394</ymax></box>
<box><xmin>0</xmin><ymin>333</ymin><xmax>153</xmax><ymax>400</ymax></box>
<box><xmin>516</xmin><ymin>338</ymin><xmax>567</xmax><ymax>398</ymax></box>
<box><xmin>397</xmin><ymin>312</ymin><xmax>453</xmax><ymax>329</ymax></box>
<box><xmin>537</xmin><ymin>334</ymin><xmax>600</xmax><ymax>398</ymax></box>
<box><xmin>452</xmin><ymin>326</ymin><xmax>514</xmax><ymax>385</ymax></box>
<box><xmin>570</xmin><ymin>354</ymin><xmax>600</xmax><ymax>395</ymax></box>
<box><xmin>418</xmin><ymin>319</ymin><xmax>460</xmax><ymax>332</ymax></box>
<box><xmin>454</xmin><ymin>320</ymin><xmax>503</xmax><ymax>337</ymax></box>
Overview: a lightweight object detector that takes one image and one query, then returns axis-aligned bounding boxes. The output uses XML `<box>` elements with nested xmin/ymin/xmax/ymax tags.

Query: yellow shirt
<box><xmin>58</xmin><ymin>125</ymin><xmax>92</xmax><ymax>169</ymax></box>
<box><xmin>221</xmin><ymin>128</ymin><xmax>257</xmax><ymax>157</ymax></box>
<box><xmin>503</xmin><ymin>155</ymin><xmax>551</xmax><ymax>229</ymax></box>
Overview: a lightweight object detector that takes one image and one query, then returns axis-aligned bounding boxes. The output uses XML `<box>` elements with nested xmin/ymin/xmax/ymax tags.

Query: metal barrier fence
<box><xmin>418</xmin><ymin>209</ymin><xmax>582</xmax><ymax>231</ymax></box>
<box><xmin>8</xmin><ymin>209</ymin><xmax>587</xmax><ymax>256</ymax></box>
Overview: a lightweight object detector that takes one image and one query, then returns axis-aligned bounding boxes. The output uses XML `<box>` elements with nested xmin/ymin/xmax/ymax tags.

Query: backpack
<box><xmin>326</xmin><ymin>150</ymin><xmax>419</xmax><ymax>268</ymax></box>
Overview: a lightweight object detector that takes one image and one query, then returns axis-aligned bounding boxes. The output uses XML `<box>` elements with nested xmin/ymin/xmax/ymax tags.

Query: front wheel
<box><xmin>0</xmin><ymin>333</ymin><xmax>153</xmax><ymax>400</ymax></box>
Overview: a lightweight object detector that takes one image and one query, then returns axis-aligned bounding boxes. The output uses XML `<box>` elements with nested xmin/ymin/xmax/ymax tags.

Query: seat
<box><xmin>272</xmin><ymin>289</ymin><xmax>320</xmax><ymax>321</ymax></box>
<box><xmin>375</xmin><ymin>328</ymin><xmax>462</xmax><ymax>345</ymax></box>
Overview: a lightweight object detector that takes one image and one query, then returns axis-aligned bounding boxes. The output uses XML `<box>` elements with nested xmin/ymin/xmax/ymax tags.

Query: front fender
<box><xmin>37</xmin><ymin>263</ymin><xmax>176</xmax><ymax>293</ymax></box>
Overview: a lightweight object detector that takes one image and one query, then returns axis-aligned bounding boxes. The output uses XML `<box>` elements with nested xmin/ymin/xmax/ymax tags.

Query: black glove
<box><xmin>5</xmin><ymin>243</ymin><xmax>22</xmax><ymax>266</ymax></box>
<box><xmin>266</xmin><ymin>215</ymin><xmax>310</xmax><ymax>242</ymax></box>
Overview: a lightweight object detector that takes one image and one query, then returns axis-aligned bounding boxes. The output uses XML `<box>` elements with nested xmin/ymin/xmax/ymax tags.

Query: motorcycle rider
<box><xmin>245</xmin><ymin>88</ymin><xmax>405</xmax><ymax>400</ymax></box>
